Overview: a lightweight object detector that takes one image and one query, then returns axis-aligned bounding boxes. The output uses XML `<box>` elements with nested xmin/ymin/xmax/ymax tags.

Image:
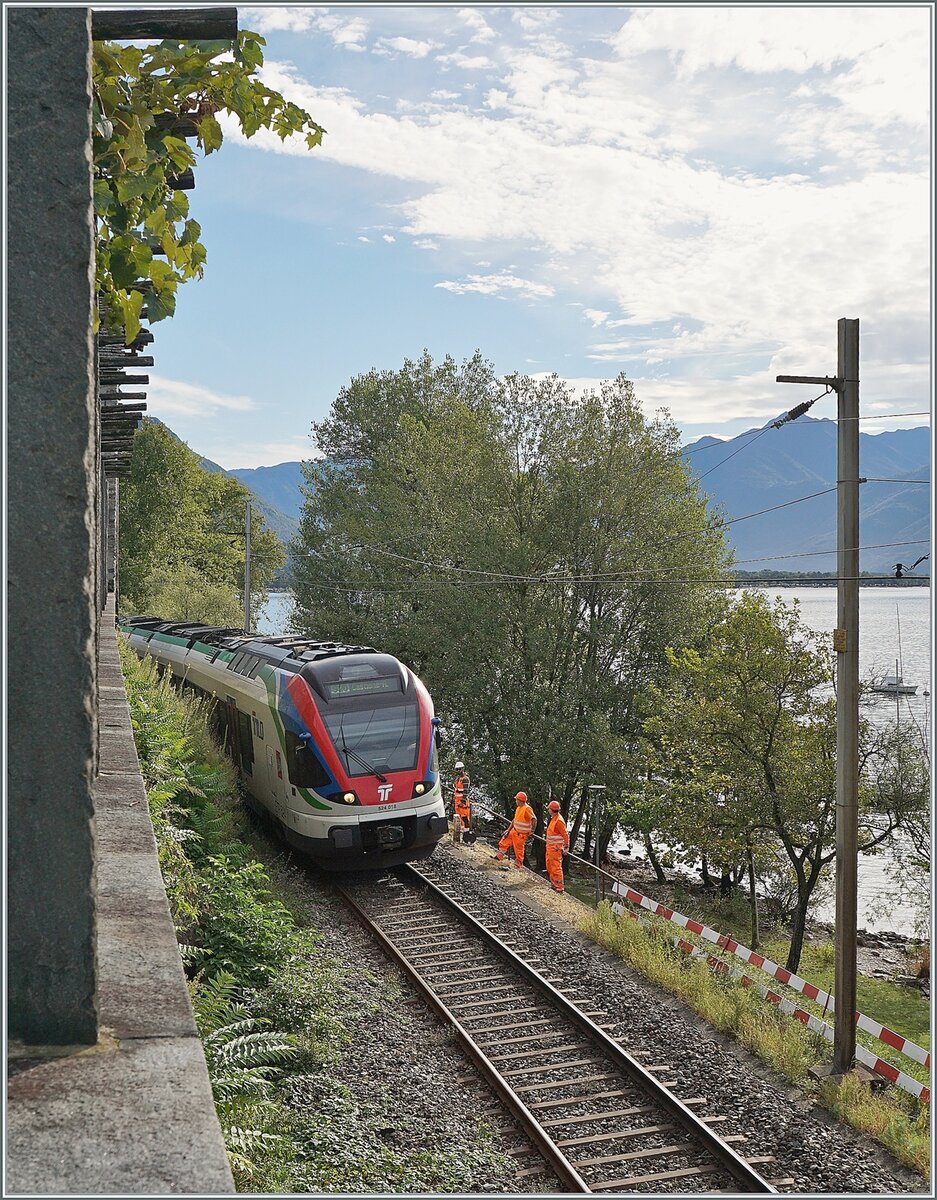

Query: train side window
<box><xmin>284</xmin><ymin>731</ymin><xmax>330</xmax><ymax>788</ymax></box>
<box><xmin>228</xmin><ymin>651</ymin><xmax>247</xmax><ymax>673</ymax></box>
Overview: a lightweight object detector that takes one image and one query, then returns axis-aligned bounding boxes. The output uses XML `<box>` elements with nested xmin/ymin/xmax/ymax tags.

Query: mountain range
<box><xmin>198</xmin><ymin>417</ymin><xmax>930</xmax><ymax>578</ymax></box>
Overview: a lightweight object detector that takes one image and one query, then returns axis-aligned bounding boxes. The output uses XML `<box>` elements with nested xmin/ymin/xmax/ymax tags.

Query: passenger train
<box><xmin>118</xmin><ymin>615</ymin><xmax>449</xmax><ymax>868</ymax></box>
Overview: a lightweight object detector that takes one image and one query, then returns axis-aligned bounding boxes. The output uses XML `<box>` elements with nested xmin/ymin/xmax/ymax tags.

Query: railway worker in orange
<box><xmin>545</xmin><ymin>800</ymin><xmax>570</xmax><ymax>892</ymax></box>
<box><xmin>452</xmin><ymin>761</ymin><xmax>473</xmax><ymax>844</ymax></box>
<box><xmin>494</xmin><ymin>791</ymin><xmax>537</xmax><ymax>869</ymax></box>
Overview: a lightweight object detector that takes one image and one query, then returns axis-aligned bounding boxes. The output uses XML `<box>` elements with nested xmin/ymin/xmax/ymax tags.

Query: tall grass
<box><xmin>581</xmin><ymin>903</ymin><xmax>930</xmax><ymax>1180</ymax></box>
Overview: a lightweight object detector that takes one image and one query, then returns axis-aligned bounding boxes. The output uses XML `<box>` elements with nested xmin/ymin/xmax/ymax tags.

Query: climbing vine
<box><xmin>93</xmin><ymin>31</ymin><xmax>324</xmax><ymax>341</ymax></box>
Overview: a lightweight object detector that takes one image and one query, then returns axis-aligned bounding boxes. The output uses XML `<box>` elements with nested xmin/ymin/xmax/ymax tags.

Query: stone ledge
<box><xmin>6</xmin><ymin>604</ymin><xmax>233</xmax><ymax>1194</ymax></box>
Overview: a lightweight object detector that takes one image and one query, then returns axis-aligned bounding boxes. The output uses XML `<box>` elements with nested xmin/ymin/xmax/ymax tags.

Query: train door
<box><xmin>225</xmin><ymin>697</ymin><xmax>254</xmax><ymax>777</ymax></box>
<box><xmin>266</xmin><ymin>745</ymin><xmax>285</xmax><ymax>820</ymax></box>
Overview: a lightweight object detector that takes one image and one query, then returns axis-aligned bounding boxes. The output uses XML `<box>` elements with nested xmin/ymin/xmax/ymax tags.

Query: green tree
<box><xmin>291</xmin><ymin>352</ymin><xmax>728</xmax><ymax>855</ymax></box>
<box><xmin>93</xmin><ymin>31</ymin><xmax>324</xmax><ymax>340</ymax></box>
<box><xmin>119</xmin><ymin>420</ymin><xmax>285</xmax><ymax>624</ymax></box>
<box><xmin>653</xmin><ymin>592</ymin><xmax>922</xmax><ymax>971</ymax></box>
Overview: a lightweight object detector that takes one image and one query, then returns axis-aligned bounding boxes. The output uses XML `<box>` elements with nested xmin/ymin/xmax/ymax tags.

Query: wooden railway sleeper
<box><xmin>559</xmin><ymin>1121</ymin><xmax>676</xmax><ymax>1150</ymax></box>
<box><xmin>531</xmin><ymin>1088</ymin><xmax>633</xmax><ymax>1112</ymax></box>
<box><xmin>515</xmin><ymin>1070</ymin><xmax>621</xmax><ymax>1094</ymax></box>
<box><xmin>590</xmin><ymin>1163</ymin><xmax>722</xmax><ymax>1190</ymax></box>
<box><xmin>448</xmin><ymin>992</ymin><xmax>529</xmax><ymax>1014</ymax></box>
<box><xmin>541</xmin><ymin>1105</ymin><xmax>655</xmax><ymax>1129</ymax></box>
<box><xmin>481</xmin><ymin>1030</ymin><xmax>569</xmax><ymax>1050</ymax></box>
<box><xmin>474</xmin><ymin>1016</ymin><xmax>554</xmax><ymax>1036</ymax></box>
<box><xmin>436</xmin><ymin>980</ymin><xmax>523</xmax><ymax>1001</ymax></box>
<box><xmin>488</xmin><ymin>1042</ymin><xmax>583</xmax><ymax>1064</ymax></box>
<box><xmin>503</xmin><ymin>1055</ymin><xmax>607</xmax><ymax>1079</ymax></box>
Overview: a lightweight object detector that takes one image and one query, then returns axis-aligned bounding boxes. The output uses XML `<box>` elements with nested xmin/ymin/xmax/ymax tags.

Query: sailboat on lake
<box><xmin>870</xmin><ymin>605</ymin><xmax>918</xmax><ymax>696</ymax></box>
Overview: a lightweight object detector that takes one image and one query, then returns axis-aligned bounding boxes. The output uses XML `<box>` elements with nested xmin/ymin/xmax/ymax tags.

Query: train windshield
<box><xmin>322</xmin><ymin>703</ymin><xmax>420</xmax><ymax>777</ymax></box>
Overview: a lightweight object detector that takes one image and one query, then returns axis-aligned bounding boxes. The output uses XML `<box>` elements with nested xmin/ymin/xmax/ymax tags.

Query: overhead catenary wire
<box><xmin>324</xmin><ymin>484</ymin><xmax>839</xmax><ymax>584</ymax></box>
<box><xmin>295</xmin><ymin>539</ymin><xmax>930</xmax><ymax>593</ymax></box>
<box><xmin>294</xmin><ymin>569</ymin><xmax>929</xmax><ymax>596</ymax></box>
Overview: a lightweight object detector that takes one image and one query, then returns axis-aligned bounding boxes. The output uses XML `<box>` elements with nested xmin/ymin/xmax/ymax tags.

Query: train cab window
<box><xmin>285</xmin><ymin>731</ymin><xmax>331</xmax><ymax>789</ymax></box>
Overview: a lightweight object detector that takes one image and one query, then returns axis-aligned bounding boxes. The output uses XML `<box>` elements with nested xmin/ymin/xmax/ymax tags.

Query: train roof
<box><xmin>119</xmin><ymin>615</ymin><xmax>380</xmax><ymax>671</ymax></box>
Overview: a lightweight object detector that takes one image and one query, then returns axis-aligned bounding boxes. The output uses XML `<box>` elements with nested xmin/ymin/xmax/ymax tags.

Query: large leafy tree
<box><xmin>652</xmin><ymin>592</ymin><xmax>924</xmax><ymax>971</ymax></box>
<box><xmin>291</xmin><ymin>352</ymin><xmax>728</xmax><ymax>852</ymax></box>
<box><xmin>93</xmin><ymin>31</ymin><xmax>324</xmax><ymax>340</ymax></box>
<box><xmin>119</xmin><ymin>420</ymin><xmax>285</xmax><ymax>626</ymax></box>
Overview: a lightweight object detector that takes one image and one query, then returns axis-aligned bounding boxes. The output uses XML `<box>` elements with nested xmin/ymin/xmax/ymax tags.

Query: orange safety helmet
<box><xmin>549</xmin><ymin>800</ymin><xmax>561</xmax><ymax>812</ymax></box>
<box><xmin>514</xmin><ymin>791</ymin><xmax>528</xmax><ymax>803</ymax></box>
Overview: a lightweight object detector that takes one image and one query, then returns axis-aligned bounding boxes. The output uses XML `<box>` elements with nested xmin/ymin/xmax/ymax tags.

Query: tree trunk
<box><xmin>746</xmin><ymin>848</ymin><xmax>759</xmax><ymax>950</ymax></box>
<box><xmin>786</xmin><ymin>887</ymin><xmax>811</xmax><ymax>972</ymax></box>
<box><xmin>700</xmin><ymin>855</ymin><xmax>712</xmax><ymax>888</ymax></box>
<box><xmin>644</xmin><ymin>833</ymin><xmax>666</xmax><ymax>884</ymax></box>
<box><xmin>719</xmin><ymin>867</ymin><xmax>732</xmax><ymax>898</ymax></box>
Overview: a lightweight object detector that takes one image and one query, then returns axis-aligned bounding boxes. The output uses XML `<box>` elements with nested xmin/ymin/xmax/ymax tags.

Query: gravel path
<box><xmin>262</xmin><ymin>828</ymin><xmax>927</xmax><ymax>1195</ymax></box>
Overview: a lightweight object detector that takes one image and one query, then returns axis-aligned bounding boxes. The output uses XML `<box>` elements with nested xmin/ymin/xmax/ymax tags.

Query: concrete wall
<box><xmin>7</xmin><ymin>5</ymin><xmax>98</xmax><ymax>1044</ymax></box>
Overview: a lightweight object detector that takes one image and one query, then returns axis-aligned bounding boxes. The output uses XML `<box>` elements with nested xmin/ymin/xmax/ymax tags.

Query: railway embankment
<box><xmin>433</xmin><ymin>841</ymin><xmax>928</xmax><ymax>1191</ymax></box>
<box><xmin>6</xmin><ymin>608</ymin><xmax>232</xmax><ymax>1195</ymax></box>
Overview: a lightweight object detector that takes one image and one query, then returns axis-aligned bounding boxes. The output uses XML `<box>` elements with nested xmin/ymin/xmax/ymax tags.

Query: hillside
<box><xmin>683</xmin><ymin>418</ymin><xmax>930</xmax><ymax>573</ymax></box>
<box><xmin>197</xmin><ymin>453</ymin><xmax>300</xmax><ymax>559</ymax></box>
<box><xmin>177</xmin><ymin>416</ymin><xmax>929</xmax><ymax>580</ymax></box>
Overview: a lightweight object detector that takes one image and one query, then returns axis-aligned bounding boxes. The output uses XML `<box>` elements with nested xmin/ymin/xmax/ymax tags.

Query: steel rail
<box><xmin>401</xmin><ymin>862</ymin><xmax>776</xmax><ymax>1194</ymax></box>
<box><xmin>334</xmin><ymin>880</ymin><xmax>592</xmax><ymax>1193</ymax></box>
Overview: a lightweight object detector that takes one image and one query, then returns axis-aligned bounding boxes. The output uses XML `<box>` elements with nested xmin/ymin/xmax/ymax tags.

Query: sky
<box><xmin>142</xmin><ymin>3</ymin><xmax>933</xmax><ymax>469</ymax></box>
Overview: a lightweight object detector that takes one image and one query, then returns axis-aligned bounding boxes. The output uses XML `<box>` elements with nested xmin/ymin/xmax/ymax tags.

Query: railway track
<box><xmin>336</xmin><ymin>859</ymin><xmax>789</xmax><ymax>1194</ymax></box>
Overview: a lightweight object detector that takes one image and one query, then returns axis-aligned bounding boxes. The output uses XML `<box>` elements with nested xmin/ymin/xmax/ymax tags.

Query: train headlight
<box><xmin>343</xmin><ymin>792</ymin><xmax>356</xmax><ymax>804</ymax></box>
<box><xmin>415</xmin><ymin>783</ymin><xmax>425</xmax><ymax>795</ymax></box>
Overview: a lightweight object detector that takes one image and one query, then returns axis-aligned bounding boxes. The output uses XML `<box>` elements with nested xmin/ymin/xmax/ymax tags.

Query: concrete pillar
<box><xmin>7</xmin><ymin>6</ymin><xmax>98</xmax><ymax>1044</ymax></box>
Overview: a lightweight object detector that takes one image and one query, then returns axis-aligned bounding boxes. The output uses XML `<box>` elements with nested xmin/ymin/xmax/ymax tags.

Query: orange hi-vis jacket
<box><xmin>545</xmin><ymin>812</ymin><xmax>570</xmax><ymax>852</ymax></box>
<box><xmin>499</xmin><ymin>801</ymin><xmax>537</xmax><ymax>867</ymax></box>
<box><xmin>453</xmin><ymin>771</ymin><xmax>470</xmax><ymax>813</ymax></box>
<box><xmin>511</xmin><ymin>802</ymin><xmax>536</xmax><ymax>838</ymax></box>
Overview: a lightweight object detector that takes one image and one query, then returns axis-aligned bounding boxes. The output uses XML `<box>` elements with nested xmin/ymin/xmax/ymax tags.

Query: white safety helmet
<box><xmin>455</xmin><ymin>761</ymin><xmax>464</xmax><ymax>770</ymax></box>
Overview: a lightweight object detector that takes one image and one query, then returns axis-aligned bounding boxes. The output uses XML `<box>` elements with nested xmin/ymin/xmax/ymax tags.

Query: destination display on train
<box><xmin>326</xmin><ymin>676</ymin><xmax>401</xmax><ymax>699</ymax></box>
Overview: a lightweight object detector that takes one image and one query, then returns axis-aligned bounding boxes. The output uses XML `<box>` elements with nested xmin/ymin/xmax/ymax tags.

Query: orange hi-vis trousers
<box><xmin>545</xmin><ymin>814</ymin><xmax>569</xmax><ymax>892</ymax></box>
<box><xmin>545</xmin><ymin>846</ymin><xmax>565</xmax><ymax>891</ymax></box>
<box><xmin>498</xmin><ymin>828</ymin><xmax>529</xmax><ymax>868</ymax></box>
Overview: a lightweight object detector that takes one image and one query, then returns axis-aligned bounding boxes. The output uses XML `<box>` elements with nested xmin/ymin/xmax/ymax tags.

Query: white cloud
<box><xmin>357</xmin><ymin>235</ymin><xmax>371</xmax><ymax>243</ymax></box>
<box><xmin>240</xmin><ymin>7</ymin><xmax>313</xmax><ymax>34</ymax></box>
<box><xmin>435</xmin><ymin>272</ymin><xmax>555</xmax><ymax>300</ymax></box>
<box><xmin>383</xmin><ymin>234</ymin><xmax>396</xmax><ymax>243</ymax></box>
<box><xmin>147</xmin><ymin>376</ymin><xmax>256</xmax><ymax>419</ymax></box>
<box><xmin>230</xmin><ymin>14</ymin><xmax>928</xmax><ymax>421</ymax></box>
<box><xmin>376</xmin><ymin>36</ymin><xmax>435</xmax><ymax>59</ymax></box>
<box><xmin>583</xmin><ymin>309</ymin><xmax>609</xmax><ymax>327</ymax></box>
<box><xmin>316</xmin><ymin>12</ymin><xmax>368</xmax><ymax>53</ymax></box>
<box><xmin>436</xmin><ymin>50</ymin><xmax>492</xmax><ymax>71</ymax></box>
<box><xmin>458</xmin><ymin>8</ymin><xmax>496</xmax><ymax>43</ymax></box>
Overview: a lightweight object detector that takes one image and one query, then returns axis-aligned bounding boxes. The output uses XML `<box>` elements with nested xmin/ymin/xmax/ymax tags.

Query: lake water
<box><xmin>259</xmin><ymin>586</ymin><xmax>932</xmax><ymax>934</ymax></box>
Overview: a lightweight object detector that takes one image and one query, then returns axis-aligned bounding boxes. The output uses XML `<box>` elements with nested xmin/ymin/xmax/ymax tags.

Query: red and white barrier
<box><xmin>669</xmin><ymin>936</ymin><xmax>931</xmax><ymax>1105</ymax></box>
<box><xmin>610</xmin><ymin>880</ymin><xmax>930</xmax><ymax>1084</ymax></box>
